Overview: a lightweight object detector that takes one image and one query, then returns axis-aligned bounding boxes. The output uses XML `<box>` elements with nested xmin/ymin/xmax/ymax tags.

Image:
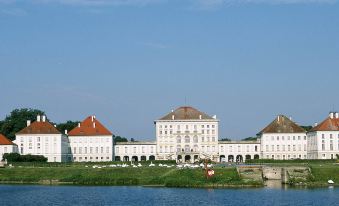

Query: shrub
<box><xmin>3</xmin><ymin>153</ymin><xmax>47</xmax><ymax>162</ymax></box>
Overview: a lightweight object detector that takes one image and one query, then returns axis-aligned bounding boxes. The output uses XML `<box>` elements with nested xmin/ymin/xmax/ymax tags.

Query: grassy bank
<box><xmin>307</xmin><ymin>164</ymin><xmax>339</xmax><ymax>186</ymax></box>
<box><xmin>0</xmin><ymin>165</ymin><xmax>262</xmax><ymax>188</ymax></box>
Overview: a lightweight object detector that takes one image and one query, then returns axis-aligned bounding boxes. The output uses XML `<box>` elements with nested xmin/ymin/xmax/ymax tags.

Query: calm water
<box><xmin>0</xmin><ymin>185</ymin><xmax>338</xmax><ymax>206</ymax></box>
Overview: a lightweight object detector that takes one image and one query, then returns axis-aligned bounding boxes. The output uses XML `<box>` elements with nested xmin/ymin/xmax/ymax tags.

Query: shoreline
<box><xmin>0</xmin><ymin>180</ymin><xmax>336</xmax><ymax>189</ymax></box>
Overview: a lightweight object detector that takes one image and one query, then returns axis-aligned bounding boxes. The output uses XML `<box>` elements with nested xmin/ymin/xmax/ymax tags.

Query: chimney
<box><xmin>93</xmin><ymin>122</ymin><xmax>96</xmax><ymax>128</ymax></box>
<box><xmin>329</xmin><ymin>112</ymin><xmax>334</xmax><ymax>119</ymax></box>
<box><xmin>212</xmin><ymin>115</ymin><xmax>217</xmax><ymax>119</ymax></box>
<box><xmin>91</xmin><ymin>116</ymin><xmax>94</xmax><ymax>122</ymax></box>
<box><xmin>78</xmin><ymin>123</ymin><xmax>81</xmax><ymax>128</ymax></box>
<box><xmin>172</xmin><ymin>115</ymin><xmax>175</xmax><ymax>120</ymax></box>
<box><xmin>289</xmin><ymin>116</ymin><xmax>292</xmax><ymax>121</ymax></box>
<box><xmin>314</xmin><ymin>122</ymin><xmax>318</xmax><ymax>127</ymax></box>
<box><xmin>37</xmin><ymin>115</ymin><xmax>41</xmax><ymax>122</ymax></box>
<box><xmin>54</xmin><ymin>124</ymin><xmax>57</xmax><ymax>128</ymax></box>
<box><xmin>277</xmin><ymin>115</ymin><xmax>280</xmax><ymax>122</ymax></box>
<box><xmin>199</xmin><ymin>115</ymin><xmax>202</xmax><ymax>120</ymax></box>
<box><xmin>27</xmin><ymin>120</ymin><xmax>31</xmax><ymax>127</ymax></box>
<box><xmin>335</xmin><ymin>112</ymin><xmax>339</xmax><ymax>119</ymax></box>
<box><xmin>42</xmin><ymin>115</ymin><xmax>46</xmax><ymax>122</ymax></box>
<box><xmin>65</xmin><ymin>130</ymin><xmax>68</xmax><ymax>135</ymax></box>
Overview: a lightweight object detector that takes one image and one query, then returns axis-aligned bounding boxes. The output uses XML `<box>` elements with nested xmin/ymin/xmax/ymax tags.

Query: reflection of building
<box><xmin>14</xmin><ymin>115</ymin><xmax>69</xmax><ymax>162</ymax></box>
<box><xmin>258</xmin><ymin>115</ymin><xmax>307</xmax><ymax>160</ymax></box>
<box><xmin>0</xmin><ymin>134</ymin><xmax>18</xmax><ymax>161</ymax></box>
<box><xmin>68</xmin><ymin>116</ymin><xmax>114</xmax><ymax>162</ymax></box>
<box><xmin>307</xmin><ymin>112</ymin><xmax>339</xmax><ymax>159</ymax></box>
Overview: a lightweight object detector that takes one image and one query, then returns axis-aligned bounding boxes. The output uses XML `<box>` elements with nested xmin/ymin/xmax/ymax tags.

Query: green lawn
<box><xmin>0</xmin><ymin>165</ymin><xmax>262</xmax><ymax>187</ymax></box>
<box><xmin>309</xmin><ymin>164</ymin><xmax>339</xmax><ymax>186</ymax></box>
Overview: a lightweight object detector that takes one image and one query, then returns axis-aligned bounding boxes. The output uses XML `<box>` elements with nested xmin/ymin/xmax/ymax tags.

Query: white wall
<box><xmin>218</xmin><ymin>141</ymin><xmax>260</xmax><ymax>162</ymax></box>
<box><xmin>155</xmin><ymin>120</ymin><xmax>219</xmax><ymax>162</ymax></box>
<box><xmin>307</xmin><ymin>131</ymin><xmax>339</xmax><ymax>159</ymax></box>
<box><xmin>69</xmin><ymin>135</ymin><xmax>113</xmax><ymax>162</ymax></box>
<box><xmin>114</xmin><ymin>143</ymin><xmax>156</xmax><ymax>161</ymax></box>
<box><xmin>260</xmin><ymin>133</ymin><xmax>307</xmax><ymax>160</ymax></box>
<box><xmin>14</xmin><ymin>134</ymin><xmax>69</xmax><ymax>162</ymax></box>
<box><xmin>0</xmin><ymin>145</ymin><xmax>18</xmax><ymax>161</ymax></box>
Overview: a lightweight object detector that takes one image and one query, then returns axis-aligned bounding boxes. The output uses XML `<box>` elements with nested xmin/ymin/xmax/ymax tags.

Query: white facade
<box><xmin>219</xmin><ymin>141</ymin><xmax>260</xmax><ymax>162</ymax></box>
<box><xmin>69</xmin><ymin>135</ymin><xmax>113</xmax><ymax>162</ymax></box>
<box><xmin>114</xmin><ymin>142</ymin><xmax>156</xmax><ymax>161</ymax></box>
<box><xmin>155</xmin><ymin>108</ymin><xmax>219</xmax><ymax>163</ymax></box>
<box><xmin>307</xmin><ymin>112</ymin><xmax>339</xmax><ymax>159</ymax></box>
<box><xmin>14</xmin><ymin>134</ymin><xmax>69</xmax><ymax>162</ymax></box>
<box><xmin>14</xmin><ymin>115</ymin><xmax>70</xmax><ymax>162</ymax></box>
<box><xmin>68</xmin><ymin>115</ymin><xmax>114</xmax><ymax>162</ymax></box>
<box><xmin>260</xmin><ymin>133</ymin><xmax>307</xmax><ymax>160</ymax></box>
<box><xmin>0</xmin><ymin>144</ymin><xmax>18</xmax><ymax>161</ymax></box>
<box><xmin>14</xmin><ymin>133</ymin><xmax>69</xmax><ymax>162</ymax></box>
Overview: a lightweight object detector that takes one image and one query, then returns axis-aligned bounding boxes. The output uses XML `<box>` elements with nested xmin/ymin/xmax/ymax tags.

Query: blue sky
<box><xmin>1</xmin><ymin>0</ymin><xmax>339</xmax><ymax>140</ymax></box>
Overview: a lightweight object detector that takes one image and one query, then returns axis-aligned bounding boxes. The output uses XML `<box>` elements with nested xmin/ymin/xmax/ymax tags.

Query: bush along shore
<box><xmin>0</xmin><ymin>162</ymin><xmax>263</xmax><ymax>188</ymax></box>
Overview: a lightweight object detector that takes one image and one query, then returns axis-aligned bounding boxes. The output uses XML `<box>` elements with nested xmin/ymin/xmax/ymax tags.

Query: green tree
<box><xmin>301</xmin><ymin>125</ymin><xmax>313</xmax><ymax>132</ymax></box>
<box><xmin>220</xmin><ymin>138</ymin><xmax>231</xmax><ymax>141</ymax></box>
<box><xmin>113</xmin><ymin>135</ymin><xmax>128</xmax><ymax>143</ymax></box>
<box><xmin>56</xmin><ymin>121</ymin><xmax>80</xmax><ymax>134</ymax></box>
<box><xmin>0</xmin><ymin>108</ymin><xmax>45</xmax><ymax>141</ymax></box>
<box><xmin>242</xmin><ymin>137</ymin><xmax>258</xmax><ymax>141</ymax></box>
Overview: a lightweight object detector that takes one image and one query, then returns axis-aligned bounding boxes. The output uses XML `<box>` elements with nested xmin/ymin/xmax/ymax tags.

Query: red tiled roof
<box><xmin>159</xmin><ymin>106</ymin><xmax>214</xmax><ymax>120</ymax></box>
<box><xmin>259</xmin><ymin>115</ymin><xmax>306</xmax><ymax>134</ymax></box>
<box><xmin>0</xmin><ymin>134</ymin><xmax>15</xmax><ymax>145</ymax></box>
<box><xmin>16</xmin><ymin>121</ymin><xmax>61</xmax><ymax>135</ymax></box>
<box><xmin>310</xmin><ymin>117</ymin><xmax>339</xmax><ymax>132</ymax></box>
<box><xmin>68</xmin><ymin>116</ymin><xmax>112</xmax><ymax>136</ymax></box>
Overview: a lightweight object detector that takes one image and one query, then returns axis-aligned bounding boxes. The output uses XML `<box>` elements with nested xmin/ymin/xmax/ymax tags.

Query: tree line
<box><xmin>0</xmin><ymin>108</ymin><xmax>131</xmax><ymax>143</ymax></box>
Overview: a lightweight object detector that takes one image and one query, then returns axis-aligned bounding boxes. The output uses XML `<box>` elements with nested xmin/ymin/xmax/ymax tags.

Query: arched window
<box><xmin>185</xmin><ymin>136</ymin><xmax>190</xmax><ymax>143</ymax></box>
<box><xmin>177</xmin><ymin>136</ymin><xmax>181</xmax><ymax>143</ymax></box>
<box><xmin>185</xmin><ymin>145</ymin><xmax>190</xmax><ymax>152</ymax></box>
<box><xmin>193</xmin><ymin>136</ymin><xmax>198</xmax><ymax>143</ymax></box>
<box><xmin>177</xmin><ymin>145</ymin><xmax>181</xmax><ymax>152</ymax></box>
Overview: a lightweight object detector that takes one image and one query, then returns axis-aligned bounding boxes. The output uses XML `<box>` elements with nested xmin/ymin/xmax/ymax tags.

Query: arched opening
<box><xmin>236</xmin><ymin>155</ymin><xmax>243</xmax><ymax>163</ymax></box>
<box><xmin>141</xmin><ymin>156</ymin><xmax>147</xmax><ymax>161</ymax></box>
<box><xmin>132</xmin><ymin>156</ymin><xmax>138</xmax><ymax>162</ymax></box>
<box><xmin>149</xmin><ymin>155</ymin><xmax>155</xmax><ymax>161</ymax></box>
<box><xmin>115</xmin><ymin>156</ymin><xmax>121</xmax><ymax>161</ymax></box>
<box><xmin>185</xmin><ymin>155</ymin><xmax>191</xmax><ymax>162</ymax></box>
<box><xmin>228</xmin><ymin>155</ymin><xmax>234</xmax><ymax>162</ymax></box>
<box><xmin>245</xmin><ymin>155</ymin><xmax>251</xmax><ymax>160</ymax></box>
<box><xmin>194</xmin><ymin>155</ymin><xmax>199</xmax><ymax>162</ymax></box>
<box><xmin>220</xmin><ymin>155</ymin><xmax>226</xmax><ymax>162</ymax></box>
<box><xmin>254</xmin><ymin>154</ymin><xmax>259</xmax><ymax>159</ymax></box>
<box><xmin>123</xmin><ymin>156</ymin><xmax>129</xmax><ymax>162</ymax></box>
<box><xmin>177</xmin><ymin>155</ymin><xmax>182</xmax><ymax>160</ymax></box>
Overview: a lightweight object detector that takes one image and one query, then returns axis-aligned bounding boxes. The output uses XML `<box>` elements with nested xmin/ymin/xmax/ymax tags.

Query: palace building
<box><xmin>7</xmin><ymin>108</ymin><xmax>339</xmax><ymax>163</ymax></box>
<box><xmin>258</xmin><ymin>115</ymin><xmax>308</xmax><ymax>160</ymax></box>
<box><xmin>68</xmin><ymin>116</ymin><xmax>114</xmax><ymax>162</ymax></box>
<box><xmin>14</xmin><ymin>115</ymin><xmax>69</xmax><ymax>162</ymax></box>
<box><xmin>0</xmin><ymin>134</ymin><xmax>18</xmax><ymax>161</ymax></box>
<box><xmin>307</xmin><ymin>112</ymin><xmax>339</xmax><ymax>159</ymax></box>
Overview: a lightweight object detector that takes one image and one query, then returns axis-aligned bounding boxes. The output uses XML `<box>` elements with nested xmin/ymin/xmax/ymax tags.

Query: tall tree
<box><xmin>301</xmin><ymin>125</ymin><xmax>313</xmax><ymax>132</ymax></box>
<box><xmin>113</xmin><ymin>135</ymin><xmax>128</xmax><ymax>143</ymax></box>
<box><xmin>56</xmin><ymin>121</ymin><xmax>80</xmax><ymax>134</ymax></box>
<box><xmin>0</xmin><ymin>108</ymin><xmax>45</xmax><ymax>140</ymax></box>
